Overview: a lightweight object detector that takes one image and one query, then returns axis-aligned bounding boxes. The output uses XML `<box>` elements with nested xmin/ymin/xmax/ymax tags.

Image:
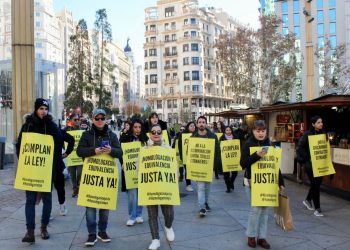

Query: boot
<box><xmin>247</xmin><ymin>237</ymin><xmax>256</xmax><ymax>248</ymax></box>
<box><xmin>40</xmin><ymin>224</ymin><xmax>50</xmax><ymax>240</ymax></box>
<box><xmin>22</xmin><ymin>229</ymin><xmax>35</xmax><ymax>243</ymax></box>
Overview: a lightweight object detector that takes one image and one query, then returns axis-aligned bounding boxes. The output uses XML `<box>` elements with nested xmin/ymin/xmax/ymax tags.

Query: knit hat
<box><xmin>34</xmin><ymin>98</ymin><xmax>49</xmax><ymax>111</ymax></box>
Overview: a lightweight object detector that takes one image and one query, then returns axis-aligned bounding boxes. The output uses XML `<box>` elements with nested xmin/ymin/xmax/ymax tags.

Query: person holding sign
<box><xmin>76</xmin><ymin>109</ymin><xmax>122</xmax><ymax>246</ymax></box>
<box><xmin>173</xmin><ymin>125</ymin><xmax>186</xmax><ymax>182</ymax></box>
<box><xmin>120</xmin><ymin>119</ymin><xmax>148</xmax><ymax>226</ymax></box>
<box><xmin>177</xmin><ymin>121</ymin><xmax>197</xmax><ymax>192</ymax></box>
<box><xmin>140</xmin><ymin>124</ymin><xmax>176</xmax><ymax>250</ymax></box>
<box><xmin>240</xmin><ymin>120</ymin><xmax>285</xmax><ymax>249</ymax></box>
<box><xmin>16</xmin><ymin>98</ymin><xmax>63</xmax><ymax>243</ymax></box>
<box><xmin>145</xmin><ymin>112</ymin><xmax>170</xmax><ymax>145</ymax></box>
<box><xmin>219</xmin><ymin>126</ymin><xmax>239</xmax><ymax>193</ymax></box>
<box><xmin>64</xmin><ymin>113</ymin><xmax>82</xmax><ymax>198</ymax></box>
<box><xmin>191</xmin><ymin>116</ymin><xmax>221</xmax><ymax>218</ymax></box>
<box><xmin>297</xmin><ymin>116</ymin><xmax>328</xmax><ymax>217</ymax></box>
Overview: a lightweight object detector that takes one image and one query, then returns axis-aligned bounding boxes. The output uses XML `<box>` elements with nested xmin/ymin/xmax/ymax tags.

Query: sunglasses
<box><xmin>94</xmin><ymin>117</ymin><xmax>106</xmax><ymax>121</ymax></box>
<box><xmin>73</xmin><ymin>119</ymin><xmax>79</xmax><ymax>121</ymax></box>
<box><xmin>151</xmin><ymin>130</ymin><xmax>162</xmax><ymax>135</ymax></box>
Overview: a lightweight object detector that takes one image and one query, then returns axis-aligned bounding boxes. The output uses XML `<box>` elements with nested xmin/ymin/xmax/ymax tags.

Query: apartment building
<box><xmin>144</xmin><ymin>0</ymin><xmax>248</xmax><ymax>124</ymax></box>
<box><xmin>273</xmin><ymin>0</ymin><xmax>350</xmax><ymax>100</ymax></box>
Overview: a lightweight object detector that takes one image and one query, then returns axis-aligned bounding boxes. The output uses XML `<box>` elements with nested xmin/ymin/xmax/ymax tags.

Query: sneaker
<box><xmin>164</xmin><ymin>227</ymin><xmax>175</xmax><ymax>241</ymax></box>
<box><xmin>49</xmin><ymin>215</ymin><xmax>54</xmax><ymax>221</ymax></box>
<box><xmin>85</xmin><ymin>234</ymin><xmax>97</xmax><ymax>246</ymax></box>
<box><xmin>148</xmin><ymin>239</ymin><xmax>160</xmax><ymax>250</ymax></box>
<box><xmin>199</xmin><ymin>208</ymin><xmax>207</xmax><ymax>217</ymax></box>
<box><xmin>97</xmin><ymin>232</ymin><xmax>111</xmax><ymax>242</ymax></box>
<box><xmin>72</xmin><ymin>189</ymin><xmax>78</xmax><ymax>198</ymax></box>
<box><xmin>314</xmin><ymin>209</ymin><xmax>324</xmax><ymax>217</ymax></box>
<box><xmin>59</xmin><ymin>203</ymin><xmax>68</xmax><ymax>216</ymax></box>
<box><xmin>303</xmin><ymin>200</ymin><xmax>314</xmax><ymax>211</ymax></box>
<box><xmin>126</xmin><ymin>219</ymin><xmax>135</xmax><ymax>226</ymax></box>
<box><xmin>186</xmin><ymin>185</ymin><xmax>194</xmax><ymax>192</ymax></box>
<box><xmin>205</xmin><ymin>203</ymin><xmax>211</xmax><ymax>212</ymax></box>
<box><xmin>135</xmin><ymin>217</ymin><xmax>144</xmax><ymax>224</ymax></box>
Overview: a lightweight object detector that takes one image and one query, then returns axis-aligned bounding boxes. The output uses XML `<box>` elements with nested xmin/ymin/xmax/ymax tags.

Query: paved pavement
<box><xmin>1</xmin><ymin>164</ymin><xmax>350</xmax><ymax>250</ymax></box>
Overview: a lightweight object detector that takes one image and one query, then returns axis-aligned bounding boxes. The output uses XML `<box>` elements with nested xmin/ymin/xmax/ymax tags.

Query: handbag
<box><xmin>274</xmin><ymin>194</ymin><xmax>294</xmax><ymax>231</ymax></box>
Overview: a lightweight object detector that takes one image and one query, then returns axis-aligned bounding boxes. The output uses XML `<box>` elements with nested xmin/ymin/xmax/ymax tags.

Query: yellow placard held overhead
<box><xmin>148</xmin><ymin>130</ymin><xmax>170</xmax><ymax>146</ymax></box>
<box><xmin>216</xmin><ymin>133</ymin><xmax>223</xmax><ymax>140</ymax></box>
<box><xmin>181</xmin><ymin>133</ymin><xmax>192</xmax><ymax>164</ymax></box>
<box><xmin>308</xmin><ymin>134</ymin><xmax>336</xmax><ymax>177</ymax></box>
<box><xmin>174</xmin><ymin>138</ymin><xmax>183</xmax><ymax>167</ymax></box>
<box><xmin>121</xmin><ymin>141</ymin><xmax>142</xmax><ymax>189</ymax></box>
<box><xmin>78</xmin><ymin>154</ymin><xmax>119</xmax><ymax>210</ymax></box>
<box><xmin>220</xmin><ymin>140</ymin><xmax>242</xmax><ymax>172</ymax></box>
<box><xmin>250</xmin><ymin>146</ymin><xmax>280</xmax><ymax>207</ymax></box>
<box><xmin>14</xmin><ymin>132</ymin><xmax>54</xmax><ymax>192</ymax></box>
<box><xmin>186</xmin><ymin>137</ymin><xmax>215</xmax><ymax>182</ymax></box>
<box><xmin>138</xmin><ymin>146</ymin><xmax>180</xmax><ymax>205</ymax></box>
<box><xmin>65</xmin><ymin>130</ymin><xmax>84</xmax><ymax>167</ymax></box>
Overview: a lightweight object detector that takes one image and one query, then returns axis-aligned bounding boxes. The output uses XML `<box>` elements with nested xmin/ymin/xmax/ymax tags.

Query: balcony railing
<box><xmin>164</xmin><ymin>78</ymin><xmax>179</xmax><ymax>85</ymax></box>
<box><xmin>164</xmin><ymin>64</ymin><xmax>178</xmax><ymax>70</ymax></box>
<box><xmin>163</xmin><ymin>52</ymin><xmax>178</xmax><ymax>57</ymax></box>
<box><xmin>183</xmin><ymin>23</ymin><xmax>200</xmax><ymax>30</ymax></box>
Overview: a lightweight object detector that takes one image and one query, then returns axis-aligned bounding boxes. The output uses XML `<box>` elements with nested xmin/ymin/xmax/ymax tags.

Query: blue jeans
<box><xmin>86</xmin><ymin>207</ymin><xmax>109</xmax><ymax>234</ymax></box>
<box><xmin>197</xmin><ymin>181</ymin><xmax>211</xmax><ymax>209</ymax></box>
<box><xmin>127</xmin><ymin>188</ymin><xmax>143</xmax><ymax>220</ymax></box>
<box><xmin>25</xmin><ymin>191</ymin><xmax>52</xmax><ymax>229</ymax></box>
<box><xmin>245</xmin><ymin>186</ymin><xmax>269</xmax><ymax>239</ymax></box>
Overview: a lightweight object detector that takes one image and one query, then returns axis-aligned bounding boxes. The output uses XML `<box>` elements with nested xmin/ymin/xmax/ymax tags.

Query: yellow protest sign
<box><xmin>216</xmin><ymin>133</ymin><xmax>223</xmax><ymax>140</ymax></box>
<box><xmin>148</xmin><ymin>130</ymin><xmax>170</xmax><ymax>146</ymax></box>
<box><xmin>175</xmin><ymin>138</ymin><xmax>183</xmax><ymax>167</ymax></box>
<box><xmin>308</xmin><ymin>134</ymin><xmax>335</xmax><ymax>177</ymax></box>
<box><xmin>181</xmin><ymin>133</ymin><xmax>192</xmax><ymax>164</ymax></box>
<box><xmin>65</xmin><ymin>130</ymin><xmax>84</xmax><ymax>167</ymax></box>
<box><xmin>138</xmin><ymin>146</ymin><xmax>180</xmax><ymax>205</ymax></box>
<box><xmin>14</xmin><ymin>132</ymin><xmax>54</xmax><ymax>192</ymax></box>
<box><xmin>186</xmin><ymin>137</ymin><xmax>215</xmax><ymax>182</ymax></box>
<box><xmin>78</xmin><ymin>154</ymin><xmax>119</xmax><ymax>210</ymax></box>
<box><xmin>220</xmin><ymin>140</ymin><xmax>242</xmax><ymax>172</ymax></box>
<box><xmin>250</xmin><ymin>146</ymin><xmax>280</xmax><ymax>207</ymax></box>
<box><xmin>121</xmin><ymin>141</ymin><xmax>142</xmax><ymax>189</ymax></box>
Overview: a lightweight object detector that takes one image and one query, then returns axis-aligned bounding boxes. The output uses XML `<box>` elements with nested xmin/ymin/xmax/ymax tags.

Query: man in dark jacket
<box><xmin>16</xmin><ymin>98</ymin><xmax>62</xmax><ymax>243</ymax></box>
<box><xmin>76</xmin><ymin>108</ymin><xmax>122</xmax><ymax>246</ymax></box>
<box><xmin>191</xmin><ymin>116</ymin><xmax>221</xmax><ymax>217</ymax></box>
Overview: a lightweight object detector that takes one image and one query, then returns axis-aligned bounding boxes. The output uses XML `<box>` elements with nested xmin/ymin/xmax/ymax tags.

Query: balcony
<box><xmin>164</xmin><ymin>64</ymin><xmax>178</xmax><ymax>70</ymax></box>
<box><xmin>164</xmin><ymin>39</ymin><xmax>177</xmax><ymax>43</ymax></box>
<box><xmin>182</xmin><ymin>7</ymin><xmax>200</xmax><ymax>15</ymax></box>
<box><xmin>204</xmin><ymin>78</ymin><xmax>215</xmax><ymax>86</ymax></box>
<box><xmin>163</xmin><ymin>52</ymin><xmax>178</xmax><ymax>57</ymax></box>
<box><xmin>144</xmin><ymin>40</ymin><xmax>163</xmax><ymax>48</ymax></box>
<box><xmin>183</xmin><ymin>23</ymin><xmax>200</xmax><ymax>30</ymax></box>
<box><xmin>181</xmin><ymin>91</ymin><xmax>202</xmax><ymax>98</ymax></box>
<box><xmin>144</xmin><ymin>93</ymin><xmax>159</xmax><ymax>100</ymax></box>
<box><xmin>164</xmin><ymin>78</ymin><xmax>179</xmax><ymax>85</ymax></box>
<box><xmin>145</xmin><ymin>29</ymin><xmax>158</xmax><ymax>36</ymax></box>
<box><xmin>164</xmin><ymin>91</ymin><xmax>181</xmax><ymax>98</ymax></box>
<box><xmin>178</xmin><ymin>35</ymin><xmax>202</xmax><ymax>43</ymax></box>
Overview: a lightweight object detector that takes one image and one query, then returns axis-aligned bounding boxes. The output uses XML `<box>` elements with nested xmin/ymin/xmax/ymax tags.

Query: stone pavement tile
<box><xmin>0</xmin><ymin>218</ymin><xmax>25</xmax><ymax>240</ymax></box>
<box><xmin>298</xmin><ymin>224</ymin><xmax>349</xmax><ymax>237</ymax></box>
<box><xmin>304</xmin><ymin>232</ymin><xmax>350</xmax><ymax>249</ymax></box>
<box><xmin>326</xmin><ymin>240</ymin><xmax>350</xmax><ymax>250</ymax></box>
<box><xmin>276</xmin><ymin>240</ymin><xmax>321</xmax><ymax>250</ymax></box>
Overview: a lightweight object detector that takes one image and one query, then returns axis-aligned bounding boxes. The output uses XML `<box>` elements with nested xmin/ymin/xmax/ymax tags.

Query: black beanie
<box><xmin>34</xmin><ymin>98</ymin><xmax>49</xmax><ymax>111</ymax></box>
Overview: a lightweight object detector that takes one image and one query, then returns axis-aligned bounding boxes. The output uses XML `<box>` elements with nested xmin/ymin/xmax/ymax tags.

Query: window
<box><xmin>150</xmin><ymin>88</ymin><xmax>157</xmax><ymax>95</ymax></box>
<box><xmin>36</xmin><ymin>12</ymin><xmax>40</xmax><ymax>17</ymax></box>
<box><xmin>150</xmin><ymin>24</ymin><xmax>156</xmax><ymax>31</ymax></box>
<box><xmin>282</xmin><ymin>27</ymin><xmax>289</xmax><ymax>35</ymax></box>
<box><xmin>145</xmin><ymin>75</ymin><xmax>149</xmax><ymax>84</ymax></box>
<box><xmin>282</xmin><ymin>14</ymin><xmax>288</xmax><ymax>26</ymax></box>
<box><xmin>330</xmin><ymin>22</ymin><xmax>336</xmax><ymax>34</ymax></box>
<box><xmin>150</xmin><ymin>61</ymin><xmax>157</xmax><ymax>69</ymax></box>
<box><xmin>164</xmin><ymin>23</ymin><xmax>169</xmax><ymax>30</ymax></box>
<box><xmin>171</xmin><ymin>34</ymin><xmax>176</xmax><ymax>41</ymax></box>
<box><xmin>144</xmin><ymin>62</ymin><xmax>148</xmax><ymax>69</ymax></box>
<box><xmin>192</xmin><ymin>85</ymin><xmax>199</xmax><ymax>92</ymax></box>
<box><xmin>190</xmin><ymin>18</ymin><xmax>196</xmax><ymax>25</ymax></box>
<box><xmin>329</xmin><ymin>0</ymin><xmax>335</xmax><ymax>8</ymax></box>
<box><xmin>184</xmin><ymin>71</ymin><xmax>190</xmax><ymax>81</ymax></box>
<box><xmin>192</xmin><ymin>71</ymin><xmax>199</xmax><ymax>80</ymax></box>
<box><xmin>317</xmin><ymin>23</ymin><xmax>324</xmax><ymax>35</ymax></box>
<box><xmin>183</xmin><ymin>99</ymin><xmax>188</xmax><ymax>108</ymax></box>
<box><xmin>171</xmin><ymin>46</ymin><xmax>177</xmax><ymax>55</ymax></box>
<box><xmin>293</xmin><ymin>0</ymin><xmax>299</xmax><ymax>12</ymax></box>
<box><xmin>192</xmin><ymin>57</ymin><xmax>199</xmax><ymax>65</ymax></box>
<box><xmin>157</xmin><ymin>100</ymin><xmax>162</xmax><ymax>109</ymax></box>
<box><xmin>282</xmin><ymin>1</ymin><xmax>288</xmax><ymax>13</ymax></box>
<box><xmin>330</xmin><ymin>36</ymin><xmax>336</xmax><ymax>48</ymax></box>
<box><xmin>165</xmin><ymin>7</ymin><xmax>175</xmax><ymax>17</ymax></box>
<box><xmin>183</xmin><ymin>57</ymin><xmax>189</xmax><ymax>65</ymax></box>
<box><xmin>166</xmin><ymin>73</ymin><xmax>171</xmax><ymax>80</ymax></box>
<box><xmin>35</xmin><ymin>42</ymin><xmax>42</xmax><ymax>48</ymax></box>
<box><xmin>165</xmin><ymin>35</ymin><xmax>170</xmax><ymax>42</ymax></box>
<box><xmin>183</xmin><ymin>44</ymin><xmax>189</xmax><ymax>52</ymax></box>
<box><xmin>317</xmin><ymin>0</ymin><xmax>323</xmax><ymax>9</ymax></box>
<box><xmin>170</xmin><ymin>87</ymin><xmax>174</xmax><ymax>93</ymax></box>
<box><xmin>173</xmin><ymin>99</ymin><xmax>177</xmax><ymax>108</ymax></box>
<box><xmin>149</xmin><ymin>48</ymin><xmax>157</xmax><ymax>56</ymax></box>
<box><xmin>36</xmin><ymin>21</ymin><xmax>41</xmax><ymax>27</ymax></box>
<box><xmin>317</xmin><ymin>10</ymin><xmax>324</xmax><ymax>22</ymax></box>
<box><xmin>191</xmin><ymin>31</ymin><xmax>197</xmax><ymax>37</ymax></box>
<box><xmin>329</xmin><ymin>9</ymin><xmax>336</xmax><ymax>22</ymax></box>
<box><xmin>171</xmin><ymin>22</ymin><xmax>176</xmax><ymax>29</ymax></box>
<box><xmin>318</xmin><ymin>37</ymin><xmax>324</xmax><ymax>48</ymax></box>
<box><xmin>294</xmin><ymin>13</ymin><xmax>300</xmax><ymax>26</ymax></box>
<box><xmin>150</xmin><ymin>74</ymin><xmax>158</xmax><ymax>83</ymax></box>
<box><xmin>144</xmin><ymin>50</ymin><xmax>148</xmax><ymax>57</ymax></box>
<box><xmin>172</xmin><ymin>73</ymin><xmax>177</xmax><ymax>79</ymax></box>
<box><xmin>191</xmin><ymin>43</ymin><xmax>198</xmax><ymax>51</ymax></box>
<box><xmin>294</xmin><ymin>26</ymin><xmax>300</xmax><ymax>38</ymax></box>
<box><xmin>167</xmin><ymin>100</ymin><xmax>172</xmax><ymax>108</ymax></box>
<box><xmin>184</xmin><ymin>19</ymin><xmax>188</xmax><ymax>25</ymax></box>
<box><xmin>150</xmin><ymin>36</ymin><xmax>156</xmax><ymax>42</ymax></box>
<box><xmin>184</xmin><ymin>31</ymin><xmax>189</xmax><ymax>37</ymax></box>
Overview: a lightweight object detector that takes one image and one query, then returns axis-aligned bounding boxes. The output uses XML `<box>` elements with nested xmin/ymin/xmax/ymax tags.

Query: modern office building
<box><xmin>272</xmin><ymin>0</ymin><xmax>350</xmax><ymax>100</ymax></box>
<box><xmin>144</xmin><ymin>0</ymin><xmax>251</xmax><ymax>124</ymax></box>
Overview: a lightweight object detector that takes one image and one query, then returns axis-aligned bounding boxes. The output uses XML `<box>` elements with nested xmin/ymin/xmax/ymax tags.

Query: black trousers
<box><xmin>54</xmin><ymin>170</ymin><xmax>65</xmax><ymax>205</ymax></box>
<box><xmin>305</xmin><ymin>162</ymin><xmax>323</xmax><ymax>210</ymax></box>
<box><xmin>224</xmin><ymin>171</ymin><xmax>238</xmax><ymax>189</ymax></box>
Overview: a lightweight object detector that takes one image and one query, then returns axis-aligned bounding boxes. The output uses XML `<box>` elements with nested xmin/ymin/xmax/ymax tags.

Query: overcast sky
<box><xmin>54</xmin><ymin>0</ymin><xmax>261</xmax><ymax>64</ymax></box>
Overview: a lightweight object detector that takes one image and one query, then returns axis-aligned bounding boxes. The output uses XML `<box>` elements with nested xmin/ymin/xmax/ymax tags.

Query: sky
<box><xmin>53</xmin><ymin>0</ymin><xmax>261</xmax><ymax>65</ymax></box>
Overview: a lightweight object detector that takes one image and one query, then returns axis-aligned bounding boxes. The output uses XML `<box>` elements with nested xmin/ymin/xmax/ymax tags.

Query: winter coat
<box><xmin>240</xmin><ymin>135</ymin><xmax>284</xmax><ymax>187</ymax></box>
<box><xmin>296</xmin><ymin>128</ymin><xmax>325</xmax><ymax>165</ymax></box>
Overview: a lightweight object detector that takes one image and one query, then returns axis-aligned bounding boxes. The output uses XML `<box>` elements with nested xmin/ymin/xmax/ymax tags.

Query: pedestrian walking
<box><xmin>297</xmin><ymin>115</ymin><xmax>326</xmax><ymax>217</ymax></box>
<box><xmin>16</xmin><ymin>98</ymin><xmax>63</xmax><ymax>243</ymax></box>
<box><xmin>76</xmin><ymin>108</ymin><xmax>122</xmax><ymax>246</ymax></box>
<box><xmin>240</xmin><ymin>120</ymin><xmax>285</xmax><ymax>249</ymax></box>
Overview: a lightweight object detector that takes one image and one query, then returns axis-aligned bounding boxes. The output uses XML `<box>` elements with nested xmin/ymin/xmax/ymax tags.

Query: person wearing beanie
<box><xmin>16</xmin><ymin>98</ymin><xmax>63</xmax><ymax>243</ymax></box>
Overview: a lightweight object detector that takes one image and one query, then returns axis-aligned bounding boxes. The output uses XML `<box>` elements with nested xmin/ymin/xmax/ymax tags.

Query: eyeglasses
<box><xmin>151</xmin><ymin>130</ymin><xmax>162</xmax><ymax>135</ymax></box>
<box><xmin>94</xmin><ymin>117</ymin><xmax>105</xmax><ymax>121</ymax></box>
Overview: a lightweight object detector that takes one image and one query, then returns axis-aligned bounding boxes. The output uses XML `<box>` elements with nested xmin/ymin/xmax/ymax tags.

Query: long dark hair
<box><xmin>130</xmin><ymin>119</ymin><xmax>148</xmax><ymax>145</ymax></box>
<box><xmin>185</xmin><ymin>121</ymin><xmax>197</xmax><ymax>133</ymax></box>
